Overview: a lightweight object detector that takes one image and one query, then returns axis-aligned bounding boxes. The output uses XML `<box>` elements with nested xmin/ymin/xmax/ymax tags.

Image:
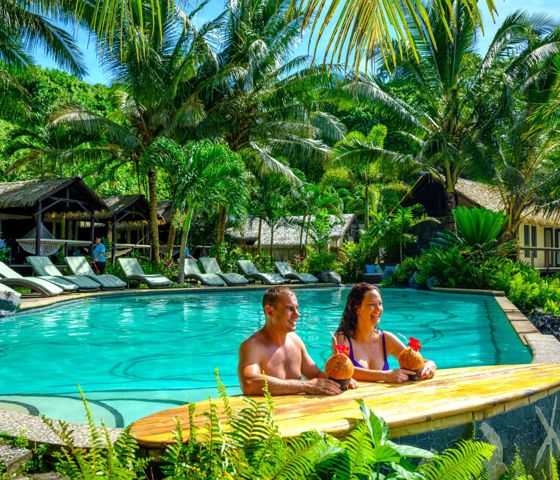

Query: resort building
<box><xmin>401</xmin><ymin>174</ymin><xmax>560</xmax><ymax>270</ymax></box>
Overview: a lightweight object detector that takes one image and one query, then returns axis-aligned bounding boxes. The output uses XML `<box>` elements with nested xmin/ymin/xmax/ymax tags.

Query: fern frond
<box><xmin>335</xmin><ymin>422</ymin><xmax>375</xmax><ymax>478</ymax></box>
<box><xmin>418</xmin><ymin>440</ymin><xmax>496</xmax><ymax>480</ymax></box>
<box><xmin>501</xmin><ymin>450</ymin><xmax>528</xmax><ymax>480</ymax></box>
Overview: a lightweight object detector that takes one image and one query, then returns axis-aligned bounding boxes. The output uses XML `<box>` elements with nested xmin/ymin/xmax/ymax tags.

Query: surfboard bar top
<box><xmin>131</xmin><ymin>364</ymin><xmax>560</xmax><ymax>448</ymax></box>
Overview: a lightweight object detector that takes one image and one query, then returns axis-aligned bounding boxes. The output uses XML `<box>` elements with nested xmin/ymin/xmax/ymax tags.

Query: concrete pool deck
<box><xmin>2</xmin><ymin>284</ymin><xmax>560</xmax><ymax>451</ymax></box>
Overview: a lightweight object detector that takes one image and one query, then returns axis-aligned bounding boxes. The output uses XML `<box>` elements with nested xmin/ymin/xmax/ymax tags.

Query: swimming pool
<box><xmin>0</xmin><ymin>287</ymin><xmax>531</xmax><ymax>427</ymax></box>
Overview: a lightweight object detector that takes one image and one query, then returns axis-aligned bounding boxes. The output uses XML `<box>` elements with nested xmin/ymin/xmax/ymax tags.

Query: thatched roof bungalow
<box><xmin>0</xmin><ymin>177</ymin><xmax>106</xmax><ymax>261</ymax></box>
<box><xmin>401</xmin><ymin>174</ymin><xmax>560</xmax><ymax>270</ymax></box>
<box><xmin>228</xmin><ymin>214</ymin><xmax>359</xmax><ymax>259</ymax></box>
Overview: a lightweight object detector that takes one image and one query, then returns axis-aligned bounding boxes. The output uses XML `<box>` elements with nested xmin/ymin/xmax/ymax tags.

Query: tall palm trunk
<box><xmin>165</xmin><ymin>207</ymin><xmax>178</xmax><ymax>258</ymax></box>
<box><xmin>257</xmin><ymin>218</ymin><xmax>262</xmax><ymax>253</ymax></box>
<box><xmin>445</xmin><ymin>190</ymin><xmax>457</xmax><ymax>233</ymax></box>
<box><xmin>364</xmin><ymin>171</ymin><xmax>370</xmax><ymax>230</ymax></box>
<box><xmin>299</xmin><ymin>214</ymin><xmax>306</xmax><ymax>254</ymax></box>
<box><xmin>178</xmin><ymin>206</ymin><xmax>194</xmax><ymax>284</ymax></box>
<box><xmin>148</xmin><ymin>167</ymin><xmax>160</xmax><ymax>263</ymax></box>
<box><xmin>270</xmin><ymin>223</ymin><xmax>274</xmax><ymax>258</ymax></box>
<box><xmin>216</xmin><ymin>206</ymin><xmax>227</xmax><ymax>244</ymax></box>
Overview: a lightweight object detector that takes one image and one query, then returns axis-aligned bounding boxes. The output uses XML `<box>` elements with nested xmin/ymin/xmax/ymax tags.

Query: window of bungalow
<box><xmin>524</xmin><ymin>225</ymin><xmax>537</xmax><ymax>258</ymax></box>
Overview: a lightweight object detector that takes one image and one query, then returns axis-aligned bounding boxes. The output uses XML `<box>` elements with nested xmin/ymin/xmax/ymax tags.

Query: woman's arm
<box><xmin>385</xmin><ymin>331</ymin><xmax>436</xmax><ymax>379</ymax></box>
<box><xmin>334</xmin><ymin>332</ymin><xmax>413</xmax><ymax>383</ymax></box>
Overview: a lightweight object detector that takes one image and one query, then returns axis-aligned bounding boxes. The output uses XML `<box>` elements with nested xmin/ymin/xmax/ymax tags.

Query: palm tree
<box><xmin>347</xmin><ymin>5</ymin><xmax>560</xmax><ymax>230</ymax></box>
<box><xmin>482</xmin><ymin>27</ymin><xmax>560</xmax><ymax>238</ymax></box>
<box><xmin>146</xmin><ymin>138</ymin><xmax>248</xmax><ymax>283</ymax></box>
<box><xmin>0</xmin><ymin>0</ymin><xmax>86</xmax><ymax>75</ymax></box>
<box><xmin>51</xmin><ymin>0</ymin><xmax>218</xmax><ymax>262</ymax></box>
<box><xmin>197</xmin><ymin>0</ymin><xmax>344</xmax><ymax>242</ymax></box>
<box><xmin>65</xmin><ymin>0</ymin><xmax>495</xmax><ymax>76</ymax></box>
<box><xmin>0</xmin><ymin>0</ymin><xmax>86</xmax><ymax>115</ymax></box>
<box><xmin>332</xmin><ymin>124</ymin><xmax>406</xmax><ymax>229</ymax></box>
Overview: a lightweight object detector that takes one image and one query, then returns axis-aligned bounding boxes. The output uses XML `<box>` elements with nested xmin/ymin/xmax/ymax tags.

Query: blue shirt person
<box><xmin>92</xmin><ymin>237</ymin><xmax>107</xmax><ymax>273</ymax></box>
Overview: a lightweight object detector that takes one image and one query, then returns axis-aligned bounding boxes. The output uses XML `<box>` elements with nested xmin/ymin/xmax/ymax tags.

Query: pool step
<box><xmin>0</xmin><ymin>444</ymin><xmax>32</xmax><ymax>475</ymax></box>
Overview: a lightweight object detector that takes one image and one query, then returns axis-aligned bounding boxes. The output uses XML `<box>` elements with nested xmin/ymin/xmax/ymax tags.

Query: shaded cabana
<box><xmin>55</xmin><ymin>194</ymin><xmax>163</xmax><ymax>263</ymax></box>
<box><xmin>100</xmin><ymin>195</ymin><xmax>156</xmax><ymax>263</ymax></box>
<box><xmin>0</xmin><ymin>178</ymin><xmax>106</xmax><ymax>263</ymax></box>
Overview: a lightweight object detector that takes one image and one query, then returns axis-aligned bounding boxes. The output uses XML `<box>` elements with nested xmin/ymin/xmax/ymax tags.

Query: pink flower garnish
<box><xmin>408</xmin><ymin>337</ymin><xmax>422</xmax><ymax>351</ymax></box>
<box><xmin>334</xmin><ymin>344</ymin><xmax>350</xmax><ymax>356</ymax></box>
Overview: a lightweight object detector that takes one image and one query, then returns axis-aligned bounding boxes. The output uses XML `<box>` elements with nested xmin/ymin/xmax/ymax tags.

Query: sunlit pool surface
<box><xmin>0</xmin><ymin>287</ymin><xmax>531</xmax><ymax>427</ymax></box>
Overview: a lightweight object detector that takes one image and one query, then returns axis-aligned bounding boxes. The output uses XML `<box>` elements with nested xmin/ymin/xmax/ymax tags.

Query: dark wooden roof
<box><xmin>401</xmin><ymin>174</ymin><xmax>560</xmax><ymax>227</ymax></box>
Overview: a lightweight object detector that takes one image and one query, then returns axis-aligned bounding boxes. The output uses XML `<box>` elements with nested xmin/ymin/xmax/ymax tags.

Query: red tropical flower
<box><xmin>408</xmin><ymin>337</ymin><xmax>422</xmax><ymax>351</ymax></box>
<box><xmin>334</xmin><ymin>344</ymin><xmax>351</xmax><ymax>356</ymax></box>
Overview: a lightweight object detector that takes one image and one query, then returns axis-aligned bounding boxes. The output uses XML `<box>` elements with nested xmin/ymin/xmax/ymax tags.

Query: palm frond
<box><xmin>249</xmin><ymin>141</ymin><xmax>303</xmax><ymax>186</ymax></box>
<box><xmin>288</xmin><ymin>0</ymin><xmax>496</xmax><ymax>72</ymax></box>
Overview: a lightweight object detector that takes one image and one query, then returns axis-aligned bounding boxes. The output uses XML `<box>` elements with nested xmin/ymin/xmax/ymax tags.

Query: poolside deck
<box><xmin>131</xmin><ymin>363</ymin><xmax>560</xmax><ymax>448</ymax></box>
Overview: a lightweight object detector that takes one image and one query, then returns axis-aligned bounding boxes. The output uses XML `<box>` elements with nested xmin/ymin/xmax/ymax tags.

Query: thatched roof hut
<box><xmin>0</xmin><ymin>178</ymin><xmax>105</xmax><ymax>214</ymax></box>
<box><xmin>0</xmin><ymin>178</ymin><xmax>106</xmax><ymax>257</ymax></box>
<box><xmin>229</xmin><ymin>214</ymin><xmax>359</xmax><ymax>253</ymax></box>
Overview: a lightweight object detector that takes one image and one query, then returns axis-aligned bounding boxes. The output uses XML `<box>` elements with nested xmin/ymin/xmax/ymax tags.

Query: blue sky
<box><xmin>34</xmin><ymin>0</ymin><xmax>560</xmax><ymax>85</ymax></box>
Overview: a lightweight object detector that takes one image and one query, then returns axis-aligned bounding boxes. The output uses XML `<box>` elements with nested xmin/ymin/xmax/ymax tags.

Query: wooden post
<box><xmin>35</xmin><ymin>201</ymin><xmax>42</xmax><ymax>256</ymax></box>
<box><xmin>112</xmin><ymin>216</ymin><xmax>117</xmax><ymax>264</ymax></box>
<box><xmin>89</xmin><ymin>213</ymin><xmax>95</xmax><ymax>256</ymax></box>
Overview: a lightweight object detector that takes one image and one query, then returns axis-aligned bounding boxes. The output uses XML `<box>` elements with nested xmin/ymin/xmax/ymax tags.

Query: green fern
<box><xmin>549</xmin><ymin>452</ymin><xmax>559</xmax><ymax>480</ymax></box>
<box><xmin>42</xmin><ymin>387</ymin><xmax>146</xmax><ymax>480</ymax></box>
<box><xmin>418</xmin><ymin>439</ymin><xmax>496</xmax><ymax>480</ymax></box>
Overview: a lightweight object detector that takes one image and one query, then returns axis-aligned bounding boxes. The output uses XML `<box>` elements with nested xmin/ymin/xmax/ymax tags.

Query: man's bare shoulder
<box><xmin>240</xmin><ymin>330</ymin><xmax>267</xmax><ymax>349</ymax></box>
<box><xmin>240</xmin><ymin>331</ymin><xmax>304</xmax><ymax>350</ymax></box>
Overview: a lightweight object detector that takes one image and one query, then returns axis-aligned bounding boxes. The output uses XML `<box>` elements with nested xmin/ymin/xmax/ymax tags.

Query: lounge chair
<box><xmin>237</xmin><ymin>260</ymin><xmax>285</xmax><ymax>285</ymax></box>
<box><xmin>117</xmin><ymin>257</ymin><xmax>172</xmax><ymax>288</ymax></box>
<box><xmin>27</xmin><ymin>256</ymin><xmax>101</xmax><ymax>292</ymax></box>
<box><xmin>65</xmin><ymin>256</ymin><xmax>127</xmax><ymax>290</ymax></box>
<box><xmin>199</xmin><ymin>257</ymin><xmax>249</xmax><ymax>286</ymax></box>
<box><xmin>275</xmin><ymin>262</ymin><xmax>319</xmax><ymax>284</ymax></box>
<box><xmin>363</xmin><ymin>264</ymin><xmax>383</xmax><ymax>284</ymax></box>
<box><xmin>183</xmin><ymin>259</ymin><xmax>225</xmax><ymax>286</ymax></box>
<box><xmin>0</xmin><ymin>262</ymin><xmax>64</xmax><ymax>296</ymax></box>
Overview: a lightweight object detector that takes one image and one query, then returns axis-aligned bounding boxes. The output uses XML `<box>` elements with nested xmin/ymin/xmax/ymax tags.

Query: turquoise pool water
<box><xmin>0</xmin><ymin>288</ymin><xmax>531</xmax><ymax>427</ymax></box>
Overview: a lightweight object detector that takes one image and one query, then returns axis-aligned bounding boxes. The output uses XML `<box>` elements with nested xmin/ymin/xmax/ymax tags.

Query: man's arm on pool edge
<box><xmin>238</xmin><ymin>343</ymin><xmax>342</xmax><ymax>396</ymax></box>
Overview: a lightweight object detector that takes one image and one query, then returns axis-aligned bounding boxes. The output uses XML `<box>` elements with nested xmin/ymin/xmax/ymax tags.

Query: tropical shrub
<box><xmin>339</xmin><ymin>229</ymin><xmax>381</xmax><ymax>281</ymax></box>
<box><xmin>453</xmin><ymin>207</ymin><xmax>508</xmax><ymax>246</ymax></box>
<box><xmin>208</xmin><ymin>243</ymin><xmax>252</xmax><ymax>274</ymax></box>
<box><xmin>249</xmin><ymin>252</ymin><xmax>273</xmax><ymax>273</ymax></box>
<box><xmin>43</xmin><ymin>389</ymin><xmax>147</xmax><ymax>479</ymax></box>
<box><xmin>304</xmin><ymin>245</ymin><xmax>339</xmax><ymax>275</ymax></box>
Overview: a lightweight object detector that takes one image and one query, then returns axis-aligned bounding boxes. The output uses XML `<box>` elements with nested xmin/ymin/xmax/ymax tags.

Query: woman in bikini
<box><xmin>334</xmin><ymin>283</ymin><xmax>436</xmax><ymax>383</ymax></box>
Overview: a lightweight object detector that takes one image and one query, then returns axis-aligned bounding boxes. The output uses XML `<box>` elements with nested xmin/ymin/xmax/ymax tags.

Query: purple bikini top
<box><xmin>347</xmin><ymin>330</ymin><xmax>389</xmax><ymax>371</ymax></box>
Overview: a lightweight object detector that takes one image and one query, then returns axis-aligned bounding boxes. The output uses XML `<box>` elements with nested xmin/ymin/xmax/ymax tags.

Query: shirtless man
<box><xmin>238</xmin><ymin>286</ymin><xmax>352</xmax><ymax>396</ymax></box>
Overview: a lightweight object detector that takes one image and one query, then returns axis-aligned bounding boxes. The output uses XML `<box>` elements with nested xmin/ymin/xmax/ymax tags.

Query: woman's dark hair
<box><xmin>337</xmin><ymin>283</ymin><xmax>380</xmax><ymax>339</ymax></box>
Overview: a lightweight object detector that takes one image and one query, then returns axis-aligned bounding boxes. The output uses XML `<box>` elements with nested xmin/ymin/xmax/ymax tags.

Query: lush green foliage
<box><xmin>452</xmin><ymin>207</ymin><xmax>508</xmax><ymax>246</ymax></box>
<box><xmin>17</xmin><ymin>378</ymin><xmax>504</xmax><ymax>479</ymax></box>
<box><xmin>391</xmin><ymin>247</ymin><xmax>560</xmax><ymax>316</ymax></box>
<box><xmin>43</xmin><ymin>388</ymin><xmax>147</xmax><ymax>479</ymax></box>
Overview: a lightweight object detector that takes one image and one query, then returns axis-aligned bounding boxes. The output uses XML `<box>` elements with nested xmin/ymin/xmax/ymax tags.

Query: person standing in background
<box><xmin>92</xmin><ymin>237</ymin><xmax>107</xmax><ymax>273</ymax></box>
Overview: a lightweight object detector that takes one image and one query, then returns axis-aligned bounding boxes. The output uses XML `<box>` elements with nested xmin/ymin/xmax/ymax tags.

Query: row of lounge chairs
<box><xmin>182</xmin><ymin>258</ymin><xmax>319</xmax><ymax>287</ymax></box>
<box><xmin>0</xmin><ymin>256</ymin><xmax>319</xmax><ymax>298</ymax></box>
<box><xmin>0</xmin><ymin>256</ymin><xmax>127</xmax><ymax>297</ymax></box>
